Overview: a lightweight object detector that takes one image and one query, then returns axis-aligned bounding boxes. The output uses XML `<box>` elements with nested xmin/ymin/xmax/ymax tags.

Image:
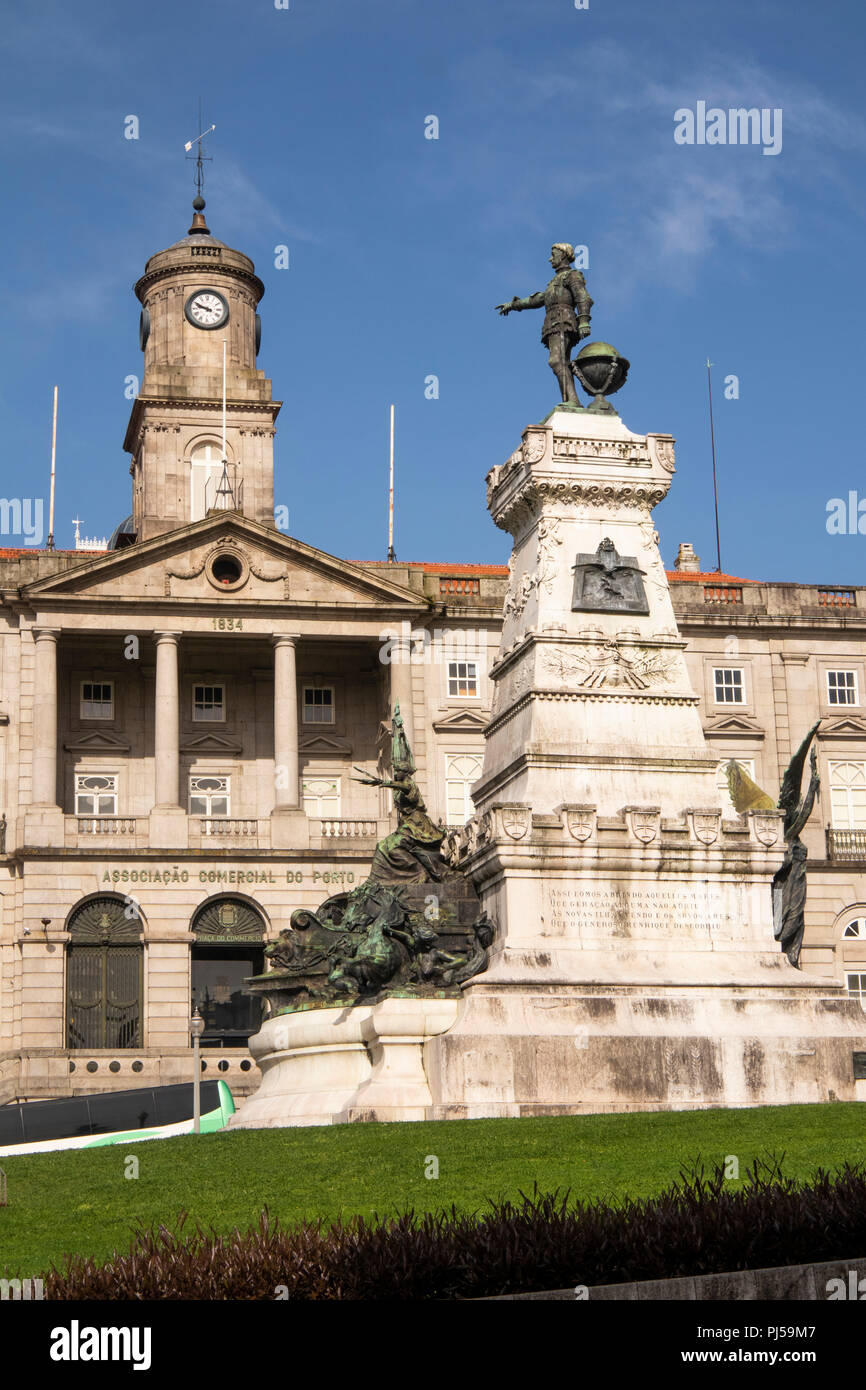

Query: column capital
<box><xmin>32</xmin><ymin>626</ymin><xmax>61</xmax><ymax>643</ymax></box>
<box><xmin>272</xmin><ymin>633</ymin><xmax>300</xmax><ymax>648</ymax></box>
<box><xmin>154</xmin><ymin>630</ymin><xmax>183</xmax><ymax>644</ymax></box>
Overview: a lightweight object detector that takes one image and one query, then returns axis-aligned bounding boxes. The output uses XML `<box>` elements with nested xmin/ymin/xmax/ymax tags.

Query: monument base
<box><xmin>423</xmin><ymin>805</ymin><xmax>866</xmax><ymax>1114</ymax></box>
<box><xmin>227</xmin><ymin>999</ymin><xmax>458</xmax><ymax>1128</ymax></box>
<box><xmin>424</xmin><ymin>979</ymin><xmax>866</xmax><ymax>1117</ymax></box>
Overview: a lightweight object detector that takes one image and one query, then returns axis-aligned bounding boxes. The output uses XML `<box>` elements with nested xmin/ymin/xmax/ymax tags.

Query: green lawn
<box><xmin>2</xmin><ymin>1103</ymin><xmax>864</xmax><ymax>1278</ymax></box>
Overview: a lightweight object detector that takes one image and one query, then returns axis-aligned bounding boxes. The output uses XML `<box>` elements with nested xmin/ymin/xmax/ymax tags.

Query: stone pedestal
<box><xmin>228</xmin><ymin>998</ymin><xmax>458</xmax><ymax>1128</ymax></box>
<box><xmin>423</xmin><ymin>406</ymin><xmax>866</xmax><ymax>1113</ymax></box>
<box><xmin>346</xmin><ymin>999</ymin><xmax>458</xmax><ymax>1122</ymax></box>
<box><xmin>270</xmin><ymin>808</ymin><xmax>310</xmax><ymax>850</ymax></box>
<box><xmin>22</xmin><ymin>806</ymin><xmax>64</xmax><ymax>848</ymax></box>
<box><xmin>148</xmin><ymin>807</ymin><xmax>188</xmax><ymax>851</ymax></box>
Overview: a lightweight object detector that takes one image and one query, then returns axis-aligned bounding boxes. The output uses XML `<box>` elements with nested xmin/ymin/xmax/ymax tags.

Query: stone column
<box><xmin>32</xmin><ymin>628</ymin><xmax>60</xmax><ymax>806</ymax></box>
<box><xmin>271</xmin><ymin>634</ymin><xmax>308</xmax><ymax>849</ymax></box>
<box><xmin>154</xmin><ymin>632</ymin><xmax>181</xmax><ymax>808</ymax></box>
<box><xmin>388</xmin><ymin>630</ymin><xmax>414</xmax><ymax>748</ymax></box>
<box><xmin>273</xmin><ymin>635</ymin><xmax>300</xmax><ymax>810</ymax></box>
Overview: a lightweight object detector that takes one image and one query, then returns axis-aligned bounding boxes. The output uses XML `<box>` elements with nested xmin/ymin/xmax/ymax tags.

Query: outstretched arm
<box><xmin>495</xmin><ymin>291</ymin><xmax>545</xmax><ymax>315</ymax></box>
<box><xmin>351</xmin><ymin>765</ymin><xmax>397</xmax><ymax>789</ymax></box>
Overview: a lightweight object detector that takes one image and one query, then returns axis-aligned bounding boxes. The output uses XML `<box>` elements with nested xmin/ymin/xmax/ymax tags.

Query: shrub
<box><xmin>45</xmin><ymin>1157</ymin><xmax>866</xmax><ymax>1300</ymax></box>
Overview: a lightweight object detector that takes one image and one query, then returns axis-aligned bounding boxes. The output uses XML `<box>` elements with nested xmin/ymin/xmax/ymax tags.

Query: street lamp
<box><xmin>190</xmin><ymin>1007</ymin><xmax>205</xmax><ymax>1133</ymax></box>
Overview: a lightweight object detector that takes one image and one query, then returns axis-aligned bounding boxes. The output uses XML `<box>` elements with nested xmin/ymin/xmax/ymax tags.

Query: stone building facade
<box><xmin>0</xmin><ymin>207</ymin><xmax>864</xmax><ymax>1105</ymax></box>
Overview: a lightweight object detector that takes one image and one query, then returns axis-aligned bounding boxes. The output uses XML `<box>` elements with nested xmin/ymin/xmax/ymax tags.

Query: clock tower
<box><xmin>123</xmin><ymin>194</ymin><xmax>280</xmax><ymax>542</ymax></box>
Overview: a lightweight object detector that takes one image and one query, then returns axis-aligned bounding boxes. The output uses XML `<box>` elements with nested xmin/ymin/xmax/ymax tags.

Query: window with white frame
<box><xmin>713</xmin><ymin>668</ymin><xmax>745</xmax><ymax>704</ymax></box>
<box><xmin>75</xmin><ymin>773</ymin><xmax>118</xmax><ymax>816</ymax></box>
<box><xmin>190</xmin><ymin>441</ymin><xmax>226</xmax><ymax>523</ymax></box>
<box><xmin>193</xmin><ymin>684</ymin><xmax>225</xmax><ymax>721</ymax></box>
<box><xmin>189</xmin><ymin>775</ymin><xmax>230</xmax><ymax>817</ymax></box>
<box><xmin>444</xmin><ymin>752</ymin><xmax>484</xmax><ymax>826</ymax></box>
<box><xmin>843</xmin><ymin>919</ymin><xmax>866</xmax><ymax>939</ymax></box>
<box><xmin>845</xmin><ymin>972</ymin><xmax>866</xmax><ymax>1006</ymax></box>
<box><xmin>302</xmin><ymin>777</ymin><xmax>341</xmax><ymax>818</ymax></box>
<box><xmin>829</xmin><ymin>761</ymin><xmax>866</xmax><ymax>829</ymax></box>
<box><xmin>447</xmin><ymin>660</ymin><xmax>479</xmax><ymax>698</ymax></box>
<box><xmin>827</xmin><ymin>670</ymin><xmax>859</xmax><ymax>706</ymax></box>
<box><xmin>81</xmin><ymin>681</ymin><xmax>114</xmax><ymax>720</ymax></box>
<box><xmin>302</xmin><ymin>687</ymin><xmax>334</xmax><ymax>724</ymax></box>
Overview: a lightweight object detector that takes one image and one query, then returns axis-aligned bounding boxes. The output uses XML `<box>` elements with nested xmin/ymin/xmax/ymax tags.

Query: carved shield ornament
<box><xmin>649</xmin><ymin>435</ymin><xmax>676</xmax><ymax>473</ymax></box>
<box><xmin>522</xmin><ymin>431</ymin><xmax>546</xmax><ymax>464</ymax></box>
<box><xmin>629</xmin><ymin>809</ymin><xmax>660</xmax><ymax>844</ymax></box>
<box><xmin>566</xmin><ymin>810</ymin><xmax>595</xmax><ymax>842</ymax></box>
<box><xmin>692</xmin><ymin>812</ymin><xmax>721</xmax><ymax>846</ymax></box>
<box><xmin>752</xmin><ymin>812</ymin><xmax>780</xmax><ymax>847</ymax></box>
<box><xmin>502</xmin><ymin>807</ymin><xmax>531</xmax><ymax>840</ymax></box>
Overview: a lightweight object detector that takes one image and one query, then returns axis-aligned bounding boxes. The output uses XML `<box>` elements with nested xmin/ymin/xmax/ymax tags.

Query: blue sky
<box><xmin>0</xmin><ymin>0</ymin><xmax>864</xmax><ymax>580</ymax></box>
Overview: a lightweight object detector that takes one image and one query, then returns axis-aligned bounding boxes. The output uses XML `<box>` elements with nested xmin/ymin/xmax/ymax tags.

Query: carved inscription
<box><xmin>544</xmin><ymin>883</ymin><xmax>742</xmax><ymax>939</ymax></box>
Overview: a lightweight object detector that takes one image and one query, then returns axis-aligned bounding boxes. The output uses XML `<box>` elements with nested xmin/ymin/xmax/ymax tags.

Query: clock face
<box><xmin>184</xmin><ymin>289</ymin><xmax>229</xmax><ymax>330</ymax></box>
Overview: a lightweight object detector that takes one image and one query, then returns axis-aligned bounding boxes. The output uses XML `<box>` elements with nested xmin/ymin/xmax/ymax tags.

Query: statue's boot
<box><xmin>556</xmin><ymin>363</ymin><xmax>580</xmax><ymax>405</ymax></box>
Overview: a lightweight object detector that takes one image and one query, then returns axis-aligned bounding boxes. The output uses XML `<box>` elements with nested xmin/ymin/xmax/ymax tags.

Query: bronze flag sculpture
<box><xmin>726</xmin><ymin>722</ymin><xmax>821</xmax><ymax>967</ymax></box>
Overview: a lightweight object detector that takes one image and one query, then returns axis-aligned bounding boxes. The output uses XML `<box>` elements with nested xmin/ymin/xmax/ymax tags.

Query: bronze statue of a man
<box><xmin>496</xmin><ymin>243</ymin><xmax>593</xmax><ymax>404</ymax></box>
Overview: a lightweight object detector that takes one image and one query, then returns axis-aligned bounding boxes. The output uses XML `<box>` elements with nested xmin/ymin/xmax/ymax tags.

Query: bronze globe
<box><xmin>572</xmin><ymin>341</ymin><xmax>630</xmax><ymax>414</ymax></box>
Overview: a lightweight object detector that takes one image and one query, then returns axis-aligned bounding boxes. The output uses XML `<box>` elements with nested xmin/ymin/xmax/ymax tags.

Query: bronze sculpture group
<box><xmin>245</xmin><ymin>707</ymin><xmax>493</xmax><ymax>1014</ymax></box>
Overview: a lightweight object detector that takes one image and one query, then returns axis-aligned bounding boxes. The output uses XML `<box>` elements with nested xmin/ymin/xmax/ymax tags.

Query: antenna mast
<box><xmin>47</xmin><ymin>386</ymin><xmax>58</xmax><ymax>551</ymax></box>
<box><xmin>706</xmin><ymin>359</ymin><xmax>722</xmax><ymax>573</ymax></box>
<box><xmin>387</xmin><ymin>404</ymin><xmax>396</xmax><ymax>562</ymax></box>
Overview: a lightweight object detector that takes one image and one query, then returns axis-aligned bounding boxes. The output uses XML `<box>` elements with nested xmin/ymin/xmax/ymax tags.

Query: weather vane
<box><xmin>184</xmin><ymin>101</ymin><xmax>215</xmax><ymax>200</ymax></box>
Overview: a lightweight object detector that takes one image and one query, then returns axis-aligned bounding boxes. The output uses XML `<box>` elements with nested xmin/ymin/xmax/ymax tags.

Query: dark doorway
<box><xmin>191</xmin><ymin>945</ymin><xmax>264</xmax><ymax>1048</ymax></box>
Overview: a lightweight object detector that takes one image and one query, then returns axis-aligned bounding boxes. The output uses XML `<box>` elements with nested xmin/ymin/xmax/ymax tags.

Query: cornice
<box><xmin>674</xmin><ymin>611</ymin><xmax>866</xmax><ymax>634</ymax></box>
<box><xmin>490</xmin><ymin>477</ymin><xmax>669</xmax><ymax>535</ymax></box>
<box><xmin>123</xmin><ymin>395</ymin><xmax>281</xmax><ymax>454</ymax></box>
<box><xmin>484</xmin><ymin>685</ymin><xmax>700</xmax><ymax>737</ymax></box>
<box><xmin>134</xmin><ymin>262</ymin><xmax>265</xmax><ymax>302</ymax></box>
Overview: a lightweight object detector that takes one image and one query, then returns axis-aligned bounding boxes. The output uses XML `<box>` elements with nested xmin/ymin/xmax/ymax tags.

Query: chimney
<box><xmin>674</xmin><ymin>542</ymin><xmax>701</xmax><ymax>573</ymax></box>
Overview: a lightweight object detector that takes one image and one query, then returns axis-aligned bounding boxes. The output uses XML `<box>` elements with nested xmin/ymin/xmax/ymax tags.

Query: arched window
<box><xmin>66</xmin><ymin>897</ymin><xmax>143</xmax><ymax>1050</ymax></box>
<box><xmin>843</xmin><ymin>919</ymin><xmax>866</xmax><ymax>939</ymax></box>
<box><xmin>444</xmin><ymin>752</ymin><xmax>484</xmax><ymax>826</ymax></box>
<box><xmin>191</xmin><ymin>898</ymin><xmax>265</xmax><ymax>1048</ymax></box>
<box><xmin>189</xmin><ymin>441</ymin><xmax>226</xmax><ymax>523</ymax></box>
<box><xmin>828</xmin><ymin>762</ymin><xmax>866</xmax><ymax>829</ymax></box>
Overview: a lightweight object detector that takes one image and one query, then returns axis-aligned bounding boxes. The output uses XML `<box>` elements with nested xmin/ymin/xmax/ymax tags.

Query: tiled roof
<box><xmin>667</xmin><ymin>571</ymin><xmax>758</xmax><ymax>583</ymax></box>
<box><xmin>0</xmin><ymin>549</ymin><xmax>760</xmax><ymax>584</ymax></box>
<box><xmin>356</xmin><ymin>560</ymin><xmax>510</xmax><ymax>574</ymax></box>
<box><xmin>357</xmin><ymin>560</ymin><xmax>762</xmax><ymax>583</ymax></box>
<box><xmin>0</xmin><ymin>548</ymin><xmax>79</xmax><ymax>557</ymax></box>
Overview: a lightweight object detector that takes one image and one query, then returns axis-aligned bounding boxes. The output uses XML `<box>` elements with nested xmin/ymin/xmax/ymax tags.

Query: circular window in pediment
<box><xmin>205</xmin><ymin>548</ymin><xmax>248</xmax><ymax>592</ymax></box>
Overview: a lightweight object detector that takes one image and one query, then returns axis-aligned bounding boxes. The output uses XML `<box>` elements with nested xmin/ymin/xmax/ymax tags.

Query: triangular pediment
<box><xmin>19</xmin><ymin>514</ymin><xmax>426</xmax><ymax>613</ymax></box>
<box><xmin>822</xmin><ymin>716</ymin><xmax>866</xmax><ymax>739</ymax></box>
<box><xmin>431</xmin><ymin>708</ymin><xmax>491</xmax><ymax>733</ymax></box>
<box><xmin>703</xmin><ymin>714</ymin><xmax>765</xmax><ymax>739</ymax></box>
<box><xmin>298</xmin><ymin>734</ymin><xmax>353</xmax><ymax>756</ymax></box>
<box><xmin>180</xmin><ymin>732</ymin><xmax>244</xmax><ymax>755</ymax></box>
<box><xmin>64</xmin><ymin>729</ymin><xmax>131</xmax><ymax>752</ymax></box>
